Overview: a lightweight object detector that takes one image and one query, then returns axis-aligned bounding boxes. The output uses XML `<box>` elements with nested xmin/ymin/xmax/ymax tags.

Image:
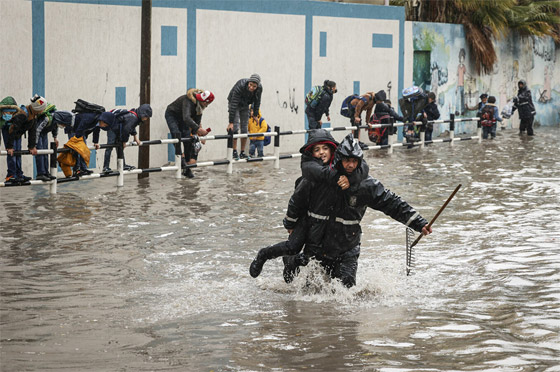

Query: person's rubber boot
<box><xmin>283</xmin><ymin>253</ymin><xmax>310</xmax><ymax>283</ymax></box>
<box><xmin>282</xmin><ymin>256</ymin><xmax>300</xmax><ymax>283</ymax></box>
<box><xmin>181</xmin><ymin>157</ymin><xmax>188</xmax><ymax>169</ymax></box>
<box><xmin>249</xmin><ymin>252</ymin><xmax>267</xmax><ymax>278</ymax></box>
<box><xmin>184</xmin><ymin>168</ymin><xmax>195</xmax><ymax>178</ymax></box>
<box><xmin>249</xmin><ymin>243</ymin><xmax>289</xmax><ymax>278</ymax></box>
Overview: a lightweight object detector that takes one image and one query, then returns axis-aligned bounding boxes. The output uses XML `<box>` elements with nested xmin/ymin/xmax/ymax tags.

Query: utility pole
<box><xmin>139</xmin><ymin>0</ymin><xmax>151</xmax><ymax>179</ymax></box>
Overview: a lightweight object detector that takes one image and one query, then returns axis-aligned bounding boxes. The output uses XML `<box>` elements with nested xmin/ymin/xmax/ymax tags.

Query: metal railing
<box><xmin>0</xmin><ymin>114</ymin><xmax>481</xmax><ymax>193</ymax></box>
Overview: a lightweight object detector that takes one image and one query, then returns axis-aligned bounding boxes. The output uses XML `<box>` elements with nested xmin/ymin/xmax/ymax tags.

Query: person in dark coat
<box><xmin>165</xmin><ymin>89</ymin><xmax>213</xmax><ymax>178</ymax></box>
<box><xmin>34</xmin><ymin>101</ymin><xmax>59</xmax><ymax>181</ymax></box>
<box><xmin>422</xmin><ymin>92</ymin><xmax>441</xmax><ymax>142</ymax></box>
<box><xmin>512</xmin><ymin>80</ymin><xmax>536</xmax><ymax>136</ymax></box>
<box><xmin>0</xmin><ymin>96</ymin><xmax>34</xmax><ymax>184</ymax></box>
<box><xmin>71</xmin><ymin>111</ymin><xmax>113</xmax><ymax>176</ymax></box>
<box><xmin>399</xmin><ymin>86</ymin><xmax>428</xmax><ymax>146</ymax></box>
<box><xmin>227</xmin><ymin>74</ymin><xmax>263</xmax><ymax>160</ymax></box>
<box><xmin>369</xmin><ymin>90</ymin><xmax>392</xmax><ymax>146</ymax></box>
<box><xmin>305</xmin><ymin>80</ymin><xmax>337</xmax><ymax>130</ymax></box>
<box><xmin>282</xmin><ymin>133</ymin><xmax>432</xmax><ymax>287</ymax></box>
<box><xmin>249</xmin><ymin>129</ymin><xmax>358</xmax><ymax>278</ymax></box>
<box><xmin>103</xmin><ymin>103</ymin><xmax>152</xmax><ymax>173</ymax></box>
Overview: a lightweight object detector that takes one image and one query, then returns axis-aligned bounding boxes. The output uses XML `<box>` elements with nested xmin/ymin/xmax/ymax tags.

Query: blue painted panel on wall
<box><xmin>161</xmin><ymin>25</ymin><xmax>178</xmax><ymax>56</ymax></box>
<box><xmin>353</xmin><ymin>81</ymin><xmax>360</xmax><ymax>95</ymax></box>
<box><xmin>319</xmin><ymin>31</ymin><xmax>327</xmax><ymax>57</ymax></box>
<box><xmin>115</xmin><ymin>87</ymin><xmax>126</xmax><ymax>106</ymax></box>
<box><xmin>372</xmin><ymin>33</ymin><xmax>393</xmax><ymax>48</ymax></box>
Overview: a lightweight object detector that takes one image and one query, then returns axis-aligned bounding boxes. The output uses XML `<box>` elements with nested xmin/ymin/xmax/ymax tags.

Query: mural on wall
<box><xmin>412</xmin><ymin>22</ymin><xmax>559</xmax><ymax>132</ymax></box>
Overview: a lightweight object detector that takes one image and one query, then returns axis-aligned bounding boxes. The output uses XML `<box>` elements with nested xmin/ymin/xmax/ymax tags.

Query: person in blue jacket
<box><xmin>71</xmin><ymin>111</ymin><xmax>114</xmax><ymax>176</ymax></box>
<box><xmin>479</xmin><ymin>96</ymin><xmax>502</xmax><ymax>139</ymax></box>
<box><xmin>103</xmin><ymin>104</ymin><xmax>152</xmax><ymax>173</ymax></box>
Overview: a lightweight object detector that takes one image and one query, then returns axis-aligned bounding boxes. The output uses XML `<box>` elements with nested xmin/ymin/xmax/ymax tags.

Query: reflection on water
<box><xmin>1</xmin><ymin>128</ymin><xmax>559</xmax><ymax>371</ymax></box>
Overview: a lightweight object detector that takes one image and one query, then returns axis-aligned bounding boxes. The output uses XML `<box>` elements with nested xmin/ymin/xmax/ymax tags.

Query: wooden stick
<box><xmin>409</xmin><ymin>184</ymin><xmax>462</xmax><ymax>249</ymax></box>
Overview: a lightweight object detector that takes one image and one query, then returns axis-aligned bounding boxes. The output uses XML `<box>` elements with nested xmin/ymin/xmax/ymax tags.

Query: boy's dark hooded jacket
<box><xmin>285</xmin><ymin>133</ymin><xmax>427</xmax><ymax>260</ymax></box>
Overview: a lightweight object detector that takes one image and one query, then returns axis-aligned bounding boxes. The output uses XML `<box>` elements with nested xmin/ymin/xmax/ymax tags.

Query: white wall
<box><xmin>1</xmin><ymin>0</ymin><xmax>406</xmax><ymax>178</ymax></box>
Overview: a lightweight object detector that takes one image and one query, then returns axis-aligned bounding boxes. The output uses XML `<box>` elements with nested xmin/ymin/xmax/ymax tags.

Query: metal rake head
<box><xmin>406</xmin><ymin>227</ymin><xmax>416</xmax><ymax>276</ymax></box>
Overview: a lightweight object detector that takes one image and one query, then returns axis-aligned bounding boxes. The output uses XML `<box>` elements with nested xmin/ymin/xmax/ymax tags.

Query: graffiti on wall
<box><xmin>276</xmin><ymin>88</ymin><xmax>299</xmax><ymax>114</ymax></box>
<box><xmin>413</xmin><ymin>22</ymin><xmax>559</xmax><ymax>128</ymax></box>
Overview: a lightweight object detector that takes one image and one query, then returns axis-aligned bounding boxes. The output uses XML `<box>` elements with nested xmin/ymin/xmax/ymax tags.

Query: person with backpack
<box><xmin>422</xmin><ymin>92</ymin><xmax>441</xmax><ymax>143</ymax></box>
<box><xmin>399</xmin><ymin>86</ymin><xmax>428</xmax><ymax>147</ymax></box>
<box><xmin>165</xmin><ymin>89</ymin><xmax>213</xmax><ymax>178</ymax></box>
<box><xmin>368</xmin><ymin>90</ymin><xmax>392</xmax><ymax>146</ymax></box>
<box><xmin>248</xmin><ymin>108</ymin><xmax>268</xmax><ymax>158</ymax></box>
<box><xmin>512</xmin><ymin>80</ymin><xmax>536</xmax><ymax>136</ymax></box>
<box><xmin>70</xmin><ymin>109</ymin><xmax>109</xmax><ymax>176</ymax></box>
<box><xmin>1</xmin><ymin>96</ymin><xmax>31</xmax><ymax>185</ymax></box>
<box><xmin>2</xmin><ymin>95</ymin><xmax>47</xmax><ymax>184</ymax></box>
<box><xmin>34</xmin><ymin>101</ymin><xmax>59</xmax><ymax>181</ymax></box>
<box><xmin>305</xmin><ymin>80</ymin><xmax>337</xmax><ymax>130</ymax></box>
<box><xmin>344</xmin><ymin>92</ymin><xmax>375</xmax><ymax>150</ymax></box>
<box><xmin>479</xmin><ymin>96</ymin><xmax>502</xmax><ymax>140</ymax></box>
<box><xmin>103</xmin><ymin>104</ymin><xmax>152</xmax><ymax>173</ymax></box>
<box><xmin>227</xmin><ymin>74</ymin><xmax>262</xmax><ymax>160</ymax></box>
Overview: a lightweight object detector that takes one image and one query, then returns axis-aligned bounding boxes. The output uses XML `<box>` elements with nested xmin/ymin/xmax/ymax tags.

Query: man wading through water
<box><xmin>278</xmin><ymin>133</ymin><xmax>432</xmax><ymax>287</ymax></box>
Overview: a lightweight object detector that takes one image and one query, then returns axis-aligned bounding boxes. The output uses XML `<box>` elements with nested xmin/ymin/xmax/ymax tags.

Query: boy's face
<box><xmin>98</xmin><ymin>120</ymin><xmax>109</xmax><ymax>128</ymax></box>
<box><xmin>341</xmin><ymin>157</ymin><xmax>359</xmax><ymax>174</ymax></box>
<box><xmin>312</xmin><ymin>144</ymin><xmax>332</xmax><ymax>164</ymax></box>
<box><xmin>482</xmin><ymin>97</ymin><xmax>487</xmax><ymax>103</ymax></box>
<box><xmin>248</xmin><ymin>82</ymin><xmax>258</xmax><ymax>92</ymax></box>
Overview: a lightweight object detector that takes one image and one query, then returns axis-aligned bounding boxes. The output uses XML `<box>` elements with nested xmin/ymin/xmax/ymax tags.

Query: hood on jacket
<box><xmin>299</xmin><ymin>129</ymin><xmax>339</xmax><ymax>155</ymax></box>
<box><xmin>334</xmin><ymin>133</ymin><xmax>363</xmax><ymax>172</ymax></box>
<box><xmin>187</xmin><ymin>88</ymin><xmax>204</xmax><ymax>104</ymax></box>
<box><xmin>52</xmin><ymin>111</ymin><xmax>75</xmax><ymax>127</ymax></box>
<box><xmin>136</xmin><ymin>104</ymin><xmax>152</xmax><ymax>119</ymax></box>
<box><xmin>99</xmin><ymin>111</ymin><xmax>116</xmax><ymax>127</ymax></box>
<box><xmin>1</xmin><ymin>96</ymin><xmax>18</xmax><ymax>106</ymax></box>
<box><xmin>374</xmin><ymin>90</ymin><xmax>387</xmax><ymax>102</ymax></box>
<box><xmin>518</xmin><ymin>80</ymin><xmax>527</xmax><ymax>91</ymax></box>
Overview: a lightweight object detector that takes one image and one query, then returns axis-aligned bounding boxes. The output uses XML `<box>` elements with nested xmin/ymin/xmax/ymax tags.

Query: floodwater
<box><xmin>1</xmin><ymin>127</ymin><xmax>559</xmax><ymax>372</ymax></box>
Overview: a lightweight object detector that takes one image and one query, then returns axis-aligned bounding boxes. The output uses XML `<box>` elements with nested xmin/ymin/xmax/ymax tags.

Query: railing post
<box><xmin>173</xmin><ymin>133</ymin><xmax>182</xmax><ymax>179</ymax></box>
<box><xmin>419</xmin><ymin>119</ymin><xmax>426</xmax><ymax>149</ymax></box>
<box><xmin>227</xmin><ymin>129</ymin><xmax>233</xmax><ymax>174</ymax></box>
<box><xmin>49</xmin><ymin>142</ymin><xmax>57</xmax><ymax>194</ymax></box>
<box><xmin>274</xmin><ymin>126</ymin><xmax>280</xmax><ymax>169</ymax></box>
<box><xmin>476</xmin><ymin>117</ymin><xmax>482</xmax><ymax>143</ymax></box>
<box><xmin>117</xmin><ymin>139</ymin><xmax>124</xmax><ymax>187</ymax></box>
<box><xmin>449</xmin><ymin>113</ymin><xmax>455</xmax><ymax>146</ymax></box>
<box><xmin>388</xmin><ymin>117</ymin><xmax>394</xmax><ymax>154</ymax></box>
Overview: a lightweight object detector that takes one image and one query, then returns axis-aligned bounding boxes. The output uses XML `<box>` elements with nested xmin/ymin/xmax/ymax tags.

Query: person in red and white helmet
<box><xmin>165</xmin><ymin>89</ymin><xmax>214</xmax><ymax>178</ymax></box>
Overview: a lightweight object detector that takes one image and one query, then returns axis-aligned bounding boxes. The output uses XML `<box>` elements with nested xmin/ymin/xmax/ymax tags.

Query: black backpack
<box><xmin>480</xmin><ymin>105</ymin><xmax>495</xmax><ymax>126</ymax></box>
<box><xmin>72</xmin><ymin>99</ymin><xmax>105</xmax><ymax>114</ymax></box>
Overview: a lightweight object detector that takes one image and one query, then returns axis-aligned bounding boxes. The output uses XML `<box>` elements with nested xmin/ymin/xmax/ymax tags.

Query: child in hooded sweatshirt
<box><xmin>249</xmin><ymin>129</ymin><xmax>370</xmax><ymax>280</ymax></box>
<box><xmin>249</xmin><ymin>129</ymin><xmax>343</xmax><ymax>278</ymax></box>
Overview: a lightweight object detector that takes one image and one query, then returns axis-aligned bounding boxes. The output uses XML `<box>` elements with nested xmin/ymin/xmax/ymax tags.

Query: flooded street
<box><xmin>1</xmin><ymin>127</ymin><xmax>559</xmax><ymax>371</ymax></box>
